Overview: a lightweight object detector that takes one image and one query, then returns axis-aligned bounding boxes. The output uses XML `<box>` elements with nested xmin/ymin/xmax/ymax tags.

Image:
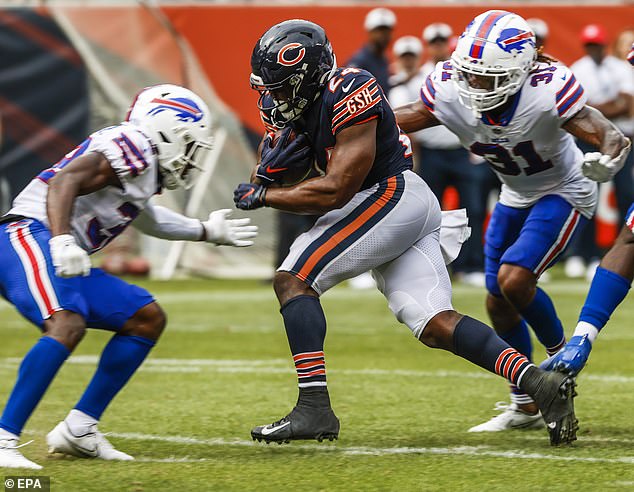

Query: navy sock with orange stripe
<box><xmin>280</xmin><ymin>295</ymin><xmax>327</xmax><ymax>389</ymax></box>
<box><xmin>520</xmin><ymin>287</ymin><xmax>565</xmax><ymax>353</ymax></box>
<box><xmin>453</xmin><ymin>316</ymin><xmax>534</xmax><ymax>386</ymax></box>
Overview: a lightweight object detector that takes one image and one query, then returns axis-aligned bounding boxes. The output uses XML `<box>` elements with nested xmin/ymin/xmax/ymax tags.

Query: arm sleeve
<box><xmin>331</xmin><ymin>75</ymin><xmax>384</xmax><ymax>135</ymax></box>
<box><xmin>91</xmin><ymin>127</ymin><xmax>155</xmax><ymax>182</ymax></box>
<box><xmin>419</xmin><ymin>73</ymin><xmax>437</xmax><ymax>114</ymax></box>
<box><xmin>554</xmin><ymin>66</ymin><xmax>587</xmax><ymax>123</ymax></box>
<box><xmin>133</xmin><ymin>204</ymin><xmax>203</xmax><ymax>241</ymax></box>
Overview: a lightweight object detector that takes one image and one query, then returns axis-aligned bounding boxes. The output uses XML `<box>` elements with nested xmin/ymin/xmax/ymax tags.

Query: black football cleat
<box><xmin>251</xmin><ymin>405</ymin><xmax>340</xmax><ymax>444</ymax></box>
<box><xmin>251</xmin><ymin>387</ymin><xmax>340</xmax><ymax>444</ymax></box>
<box><xmin>521</xmin><ymin>367</ymin><xmax>578</xmax><ymax>446</ymax></box>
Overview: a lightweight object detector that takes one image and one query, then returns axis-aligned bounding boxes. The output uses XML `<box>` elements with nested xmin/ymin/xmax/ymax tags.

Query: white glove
<box><xmin>49</xmin><ymin>234</ymin><xmax>91</xmax><ymax>277</ymax></box>
<box><xmin>582</xmin><ymin>140</ymin><xmax>632</xmax><ymax>183</ymax></box>
<box><xmin>202</xmin><ymin>209</ymin><xmax>258</xmax><ymax>247</ymax></box>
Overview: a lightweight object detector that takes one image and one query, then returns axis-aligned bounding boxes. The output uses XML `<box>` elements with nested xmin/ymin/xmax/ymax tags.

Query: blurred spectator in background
<box><xmin>566</xmin><ymin>24</ymin><xmax>634</xmax><ymax>279</ymax></box>
<box><xmin>526</xmin><ymin>18</ymin><xmax>549</xmax><ymax>51</ymax></box>
<box><xmin>388</xmin><ymin>36</ymin><xmax>424</xmax><ymax>167</ymax></box>
<box><xmin>415</xmin><ymin>22</ymin><xmax>492</xmax><ymax>286</ymax></box>
<box><xmin>347</xmin><ymin>8</ymin><xmax>396</xmax><ymax>93</ymax></box>
<box><xmin>389</xmin><ymin>35</ymin><xmax>424</xmax><ymax>88</ymax></box>
<box><xmin>614</xmin><ymin>28</ymin><xmax>634</xmax><ymax>62</ymax></box>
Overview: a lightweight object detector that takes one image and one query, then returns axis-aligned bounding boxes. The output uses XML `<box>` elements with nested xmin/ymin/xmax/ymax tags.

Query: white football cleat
<box><xmin>0</xmin><ymin>438</ymin><xmax>42</xmax><ymax>470</ymax></box>
<box><xmin>468</xmin><ymin>402</ymin><xmax>545</xmax><ymax>432</ymax></box>
<box><xmin>47</xmin><ymin>421</ymin><xmax>133</xmax><ymax>461</ymax></box>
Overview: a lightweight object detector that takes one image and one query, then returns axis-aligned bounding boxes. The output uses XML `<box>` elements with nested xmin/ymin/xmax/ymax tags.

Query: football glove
<box><xmin>49</xmin><ymin>234</ymin><xmax>91</xmax><ymax>277</ymax></box>
<box><xmin>234</xmin><ymin>183</ymin><xmax>267</xmax><ymax>210</ymax></box>
<box><xmin>201</xmin><ymin>209</ymin><xmax>258</xmax><ymax>247</ymax></box>
<box><xmin>581</xmin><ymin>139</ymin><xmax>631</xmax><ymax>183</ymax></box>
<box><xmin>256</xmin><ymin>127</ymin><xmax>313</xmax><ymax>184</ymax></box>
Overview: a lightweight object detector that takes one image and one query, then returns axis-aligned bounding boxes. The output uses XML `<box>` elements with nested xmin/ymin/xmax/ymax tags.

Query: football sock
<box><xmin>0</xmin><ymin>336</ymin><xmax>70</xmax><ymax>436</ymax></box>
<box><xmin>75</xmin><ymin>334</ymin><xmax>155</xmax><ymax>420</ymax></box>
<box><xmin>64</xmin><ymin>409</ymin><xmax>98</xmax><ymax>436</ymax></box>
<box><xmin>577</xmin><ymin>267</ymin><xmax>631</xmax><ymax>340</ymax></box>
<box><xmin>281</xmin><ymin>295</ymin><xmax>327</xmax><ymax>389</ymax></box>
<box><xmin>499</xmin><ymin>320</ymin><xmax>534</xmax><ymax>405</ymax></box>
<box><xmin>519</xmin><ymin>287</ymin><xmax>565</xmax><ymax>353</ymax></box>
<box><xmin>453</xmin><ymin>316</ymin><xmax>533</xmax><ymax>387</ymax></box>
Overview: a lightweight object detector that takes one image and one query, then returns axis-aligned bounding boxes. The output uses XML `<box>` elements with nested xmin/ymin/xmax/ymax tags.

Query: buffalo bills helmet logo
<box><xmin>277</xmin><ymin>42</ymin><xmax>306</xmax><ymax>67</ymax></box>
<box><xmin>147</xmin><ymin>97</ymin><xmax>204</xmax><ymax>122</ymax></box>
<box><xmin>496</xmin><ymin>28</ymin><xmax>535</xmax><ymax>54</ymax></box>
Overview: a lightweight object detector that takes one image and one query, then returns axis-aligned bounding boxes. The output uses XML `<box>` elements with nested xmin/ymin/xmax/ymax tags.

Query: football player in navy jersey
<box><xmin>234</xmin><ymin>19</ymin><xmax>578</xmax><ymax>446</ymax></box>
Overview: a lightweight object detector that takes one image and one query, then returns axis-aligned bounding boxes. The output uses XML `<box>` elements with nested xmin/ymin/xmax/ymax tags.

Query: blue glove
<box><xmin>234</xmin><ymin>183</ymin><xmax>267</xmax><ymax>210</ymax></box>
<box><xmin>256</xmin><ymin>127</ymin><xmax>313</xmax><ymax>184</ymax></box>
<box><xmin>539</xmin><ymin>335</ymin><xmax>592</xmax><ymax>376</ymax></box>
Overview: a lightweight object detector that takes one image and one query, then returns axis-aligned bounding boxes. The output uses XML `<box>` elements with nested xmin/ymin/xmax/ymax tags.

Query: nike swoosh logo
<box><xmin>547</xmin><ymin>422</ymin><xmax>557</xmax><ymax>429</ymax></box>
<box><xmin>342</xmin><ymin>79</ymin><xmax>356</xmax><ymax>93</ymax></box>
<box><xmin>264</xmin><ymin>165</ymin><xmax>288</xmax><ymax>174</ymax></box>
<box><xmin>240</xmin><ymin>188</ymin><xmax>255</xmax><ymax>201</ymax></box>
<box><xmin>561</xmin><ymin>74</ymin><xmax>567</xmax><ymax>81</ymax></box>
<box><xmin>261</xmin><ymin>421</ymin><xmax>290</xmax><ymax>435</ymax></box>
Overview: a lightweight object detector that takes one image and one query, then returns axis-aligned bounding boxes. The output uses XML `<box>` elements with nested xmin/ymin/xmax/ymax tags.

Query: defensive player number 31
<box><xmin>470</xmin><ymin>140</ymin><xmax>554</xmax><ymax>177</ymax></box>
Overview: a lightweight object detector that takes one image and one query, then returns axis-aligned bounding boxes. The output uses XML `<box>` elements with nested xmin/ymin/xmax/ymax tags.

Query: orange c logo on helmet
<box><xmin>277</xmin><ymin>43</ymin><xmax>306</xmax><ymax>66</ymax></box>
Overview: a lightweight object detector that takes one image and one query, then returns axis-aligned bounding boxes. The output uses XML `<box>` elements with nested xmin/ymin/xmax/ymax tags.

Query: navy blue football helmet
<box><xmin>250</xmin><ymin>19</ymin><xmax>336</xmax><ymax>127</ymax></box>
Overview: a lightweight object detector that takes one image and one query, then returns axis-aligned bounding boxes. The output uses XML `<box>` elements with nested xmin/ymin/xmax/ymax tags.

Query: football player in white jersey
<box><xmin>396</xmin><ymin>10</ymin><xmax>630</xmax><ymax>432</ymax></box>
<box><xmin>0</xmin><ymin>84</ymin><xmax>257</xmax><ymax>470</ymax></box>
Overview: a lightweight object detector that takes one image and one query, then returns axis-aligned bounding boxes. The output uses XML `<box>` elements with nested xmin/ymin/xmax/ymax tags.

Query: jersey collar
<box><xmin>480</xmin><ymin>89</ymin><xmax>522</xmax><ymax>127</ymax></box>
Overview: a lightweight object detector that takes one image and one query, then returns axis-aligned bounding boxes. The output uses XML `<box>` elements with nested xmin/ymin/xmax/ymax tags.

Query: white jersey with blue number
<box><xmin>420</xmin><ymin>61</ymin><xmax>597</xmax><ymax>218</ymax></box>
<box><xmin>10</xmin><ymin>123</ymin><xmax>159</xmax><ymax>253</ymax></box>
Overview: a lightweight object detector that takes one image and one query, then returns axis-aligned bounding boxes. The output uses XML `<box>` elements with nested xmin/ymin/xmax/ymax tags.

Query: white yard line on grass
<box><xmin>2</xmin><ymin>356</ymin><xmax>633</xmax><ymax>383</ymax></box>
<box><xmin>107</xmin><ymin>432</ymin><xmax>634</xmax><ymax>464</ymax></box>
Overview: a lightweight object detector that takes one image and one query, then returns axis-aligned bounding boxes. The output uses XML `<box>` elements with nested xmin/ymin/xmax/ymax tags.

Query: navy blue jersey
<box><xmin>262</xmin><ymin>67</ymin><xmax>412</xmax><ymax>191</ymax></box>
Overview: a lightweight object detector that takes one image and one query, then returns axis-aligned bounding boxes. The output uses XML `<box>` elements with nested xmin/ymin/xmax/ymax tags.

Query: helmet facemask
<box><xmin>155</xmin><ymin>125</ymin><xmax>213</xmax><ymax>190</ymax></box>
<box><xmin>251</xmin><ymin>69</ymin><xmax>311</xmax><ymax>127</ymax></box>
<box><xmin>451</xmin><ymin>57</ymin><xmax>527</xmax><ymax>115</ymax></box>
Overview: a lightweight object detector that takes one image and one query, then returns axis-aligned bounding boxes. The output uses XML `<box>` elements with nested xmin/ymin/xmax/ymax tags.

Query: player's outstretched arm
<box><xmin>134</xmin><ymin>205</ymin><xmax>257</xmax><ymax>247</ymax></box>
<box><xmin>394</xmin><ymin>100</ymin><xmax>441</xmax><ymax>134</ymax></box>
<box><xmin>237</xmin><ymin>120</ymin><xmax>377</xmax><ymax>215</ymax></box>
<box><xmin>47</xmin><ymin>152</ymin><xmax>121</xmax><ymax>277</ymax></box>
<box><xmin>563</xmin><ymin>106</ymin><xmax>632</xmax><ymax>183</ymax></box>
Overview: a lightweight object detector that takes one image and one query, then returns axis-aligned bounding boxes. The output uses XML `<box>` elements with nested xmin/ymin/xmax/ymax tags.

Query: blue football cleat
<box><xmin>540</xmin><ymin>335</ymin><xmax>592</xmax><ymax>376</ymax></box>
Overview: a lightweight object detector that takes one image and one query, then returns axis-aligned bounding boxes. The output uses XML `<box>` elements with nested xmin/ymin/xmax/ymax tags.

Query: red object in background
<box><xmin>580</xmin><ymin>24</ymin><xmax>607</xmax><ymax>45</ymax></box>
<box><xmin>125</xmin><ymin>257</ymin><xmax>151</xmax><ymax>277</ymax></box>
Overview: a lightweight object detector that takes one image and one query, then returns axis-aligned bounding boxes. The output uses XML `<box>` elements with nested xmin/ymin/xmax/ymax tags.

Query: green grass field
<box><xmin>1</xmin><ymin>276</ymin><xmax>633</xmax><ymax>491</ymax></box>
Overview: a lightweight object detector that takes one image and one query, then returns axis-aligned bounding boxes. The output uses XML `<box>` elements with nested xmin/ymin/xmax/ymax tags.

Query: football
<box><xmin>266</xmin><ymin>128</ymin><xmax>318</xmax><ymax>187</ymax></box>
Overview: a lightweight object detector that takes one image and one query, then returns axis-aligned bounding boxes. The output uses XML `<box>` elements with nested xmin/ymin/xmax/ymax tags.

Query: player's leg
<box><xmin>249</xmin><ymin>272</ymin><xmax>339</xmax><ymax>443</ymax></box>
<box><xmin>499</xmin><ymin>196</ymin><xmax>587</xmax><ymax>352</ymax></box>
<box><xmin>47</xmin><ymin>270</ymin><xmax>159</xmax><ymax>460</ymax></box>
<box><xmin>545</xmin><ymin>207</ymin><xmax>634</xmax><ymax>375</ymax></box>
<box><xmin>374</xmin><ymin>230</ymin><xmax>577</xmax><ymax>445</ymax></box>
<box><xmin>251</xmin><ymin>172</ymin><xmax>424</xmax><ymax>443</ymax></box>
<box><xmin>479</xmin><ymin>203</ymin><xmax>541</xmax><ymax>427</ymax></box>
<box><xmin>0</xmin><ymin>219</ymin><xmax>89</xmax><ymax>469</ymax></box>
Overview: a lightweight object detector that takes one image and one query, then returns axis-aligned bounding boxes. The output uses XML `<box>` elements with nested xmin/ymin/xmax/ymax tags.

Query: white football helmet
<box><xmin>126</xmin><ymin>84</ymin><xmax>213</xmax><ymax>190</ymax></box>
<box><xmin>451</xmin><ymin>10</ymin><xmax>537</xmax><ymax>115</ymax></box>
